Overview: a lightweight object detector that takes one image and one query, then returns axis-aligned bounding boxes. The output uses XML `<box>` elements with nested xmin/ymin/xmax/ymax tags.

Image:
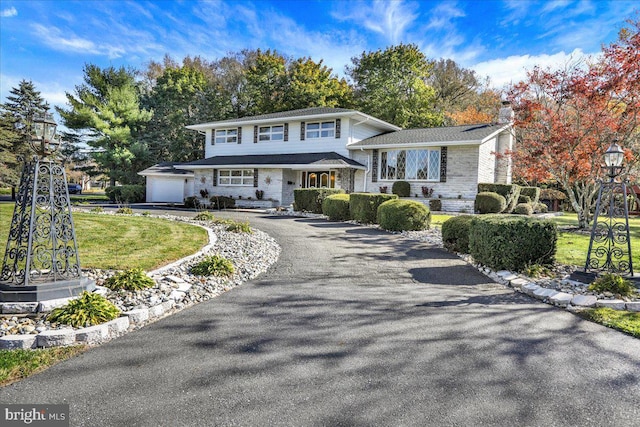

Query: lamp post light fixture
<box><xmin>584</xmin><ymin>141</ymin><xmax>633</xmax><ymax>277</ymax></box>
<box><xmin>0</xmin><ymin>109</ymin><xmax>95</xmax><ymax>302</ymax></box>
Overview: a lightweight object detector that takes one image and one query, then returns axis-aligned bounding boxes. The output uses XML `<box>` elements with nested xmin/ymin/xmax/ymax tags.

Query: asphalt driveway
<box><xmin>2</xmin><ymin>212</ymin><xmax>640</xmax><ymax>426</ymax></box>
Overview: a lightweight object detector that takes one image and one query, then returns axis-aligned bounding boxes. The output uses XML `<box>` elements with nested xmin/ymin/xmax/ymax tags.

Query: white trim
<box><xmin>178</xmin><ymin>163</ymin><xmax>366</xmax><ymax>170</ymax></box>
<box><xmin>138</xmin><ymin>172</ymin><xmax>193</xmax><ymax>178</ymax></box>
<box><xmin>186</xmin><ymin>111</ymin><xmax>400</xmax><ymax>132</ymax></box>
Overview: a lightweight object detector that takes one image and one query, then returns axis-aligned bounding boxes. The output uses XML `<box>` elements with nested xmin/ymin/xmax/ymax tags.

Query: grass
<box><xmin>579</xmin><ymin>308</ymin><xmax>640</xmax><ymax>338</ymax></box>
<box><xmin>550</xmin><ymin>213</ymin><xmax>640</xmax><ymax>268</ymax></box>
<box><xmin>0</xmin><ymin>346</ymin><xmax>88</xmax><ymax>386</ymax></box>
<box><xmin>0</xmin><ymin>203</ymin><xmax>208</xmax><ymax>271</ymax></box>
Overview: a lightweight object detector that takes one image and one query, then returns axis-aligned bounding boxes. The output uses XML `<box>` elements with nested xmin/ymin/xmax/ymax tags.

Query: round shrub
<box><xmin>210</xmin><ymin>195</ymin><xmax>235</xmax><ymax>210</ymax></box>
<box><xmin>514</xmin><ymin>203</ymin><xmax>533</xmax><ymax>215</ymax></box>
<box><xmin>534</xmin><ymin>202</ymin><xmax>548</xmax><ymax>213</ymax></box>
<box><xmin>191</xmin><ymin>254</ymin><xmax>234</xmax><ymax>277</ymax></box>
<box><xmin>475</xmin><ymin>191</ymin><xmax>506</xmax><ymax>214</ymax></box>
<box><xmin>441</xmin><ymin>215</ymin><xmax>474</xmax><ymax>253</ymax></box>
<box><xmin>105</xmin><ymin>185</ymin><xmax>145</xmax><ymax>203</ymax></box>
<box><xmin>294</xmin><ymin>188</ymin><xmax>345</xmax><ymax>213</ymax></box>
<box><xmin>48</xmin><ymin>291</ymin><xmax>120</xmax><ymax>328</ymax></box>
<box><xmin>104</xmin><ymin>268</ymin><xmax>156</xmax><ymax>291</ymax></box>
<box><xmin>350</xmin><ymin>193</ymin><xmax>398</xmax><ymax>224</ymax></box>
<box><xmin>469</xmin><ymin>215</ymin><xmax>557</xmax><ymax>272</ymax></box>
<box><xmin>391</xmin><ymin>181</ymin><xmax>411</xmax><ymax>197</ymax></box>
<box><xmin>322</xmin><ymin>194</ymin><xmax>351</xmax><ymax>221</ymax></box>
<box><xmin>377</xmin><ymin>199</ymin><xmax>431</xmax><ymax>231</ymax></box>
<box><xmin>429</xmin><ymin>199</ymin><xmax>442</xmax><ymax>211</ymax></box>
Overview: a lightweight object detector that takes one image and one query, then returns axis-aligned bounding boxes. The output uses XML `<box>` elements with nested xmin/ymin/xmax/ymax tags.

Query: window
<box><xmin>259</xmin><ymin>125</ymin><xmax>284</xmax><ymax>141</ymax></box>
<box><xmin>218</xmin><ymin>169</ymin><xmax>253</xmax><ymax>186</ymax></box>
<box><xmin>380</xmin><ymin>149</ymin><xmax>440</xmax><ymax>181</ymax></box>
<box><xmin>215</xmin><ymin>129</ymin><xmax>237</xmax><ymax>144</ymax></box>
<box><xmin>306</xmin><ymin>121</ymin><xmax>335</xmax><ymax>139</ymax></box>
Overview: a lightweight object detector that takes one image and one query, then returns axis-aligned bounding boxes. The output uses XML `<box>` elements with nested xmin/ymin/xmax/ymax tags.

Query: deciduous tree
<box><xmin>508</xmin><ymin>19</ymin><xmax>640</xmax><ymax>228</ymax></box>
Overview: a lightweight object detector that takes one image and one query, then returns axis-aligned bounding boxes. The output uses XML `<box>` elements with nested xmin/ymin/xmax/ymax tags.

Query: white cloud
<box><xmin>31</xmin><ymin>24</ymin><xmax>99</xmax><ymax>54</ymax></box>
<box><xmin>332</xmin><ymin>0</ymin><xmax>419</xmax><ymax>44</ymax></box>
<box><xmin>471</xmin><ymin>48</ymin><xmax>594</xmax><ymax>88</ymax></box>
<box><xmin>1</xmin><ymin>6</ymin><xmax>17</xmax><ymax>18</ymax></box>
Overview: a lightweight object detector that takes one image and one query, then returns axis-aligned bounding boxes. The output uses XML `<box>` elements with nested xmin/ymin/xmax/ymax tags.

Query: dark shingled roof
<box><xmin>180</xmin><ymin>152</ymin><xmax>365</xmax><ymax>168</ymax></box>
<box><xmin>138</xmin><ymin>162</ymin><xmax>193</xmax><ymax>176</ymax></box>
<box><xmin>348</xmin><ymin>123</ymin><xmax>508</xmax><ymax>148</ymax></box>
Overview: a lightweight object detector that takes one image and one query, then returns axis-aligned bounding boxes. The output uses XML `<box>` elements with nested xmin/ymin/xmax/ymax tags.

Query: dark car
<box><xmin>67</xmin><ymin>183</ymin><xmax>82</xmax><ymax>194</ymax></box>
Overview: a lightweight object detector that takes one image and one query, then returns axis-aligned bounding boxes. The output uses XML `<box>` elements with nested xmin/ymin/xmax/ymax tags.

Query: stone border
<box><xmin>481</xmin><ymin>269</ymin><xmax>640</xmax><ymax>312</ymax></box>
<box><xmin>0</xmin><ymin>220</ymin><xmax>226</xmax><ymax>350</ymax></box>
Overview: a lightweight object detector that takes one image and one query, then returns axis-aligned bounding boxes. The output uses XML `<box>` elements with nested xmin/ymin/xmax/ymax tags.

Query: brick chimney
<box><xmin>498</xmin><ymin>100</ymin><xmax>514</xmax><ymax>124</ymax></box>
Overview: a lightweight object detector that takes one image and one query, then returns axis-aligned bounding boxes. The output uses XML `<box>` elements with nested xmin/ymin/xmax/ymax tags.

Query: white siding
<box><xmin>477</xmin><ymin>137</ymin><xmax>497</xmax><ymax>184</ymax></box>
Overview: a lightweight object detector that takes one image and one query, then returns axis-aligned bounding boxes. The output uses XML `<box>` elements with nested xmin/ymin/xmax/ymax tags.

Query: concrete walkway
<box><xmin>2</xmin><ymin>212</ymin><xmax>640</xmax><ymax>426</ymax></box>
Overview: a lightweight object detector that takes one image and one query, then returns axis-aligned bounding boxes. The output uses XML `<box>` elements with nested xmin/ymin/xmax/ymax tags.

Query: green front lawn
<box><xmin>0</xmin><ymin>346</ymin><xmax>88</xmax><ymax>386</ymax></box>
<box><xmin>0</xmin><ymin>204</ymin><xmax>208</xmax><ymax>271</ymax></box>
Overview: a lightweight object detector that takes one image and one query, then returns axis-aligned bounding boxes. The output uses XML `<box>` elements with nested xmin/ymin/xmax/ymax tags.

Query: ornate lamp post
<box><xmin>0</xmin><ymin>110</ymin><xmax>95</xmax><ymax>302</ymax></box>
<box><xmin>584</xmin><ymin>141</ymin><xmax>633</xmax><ymax>276</ymax></box>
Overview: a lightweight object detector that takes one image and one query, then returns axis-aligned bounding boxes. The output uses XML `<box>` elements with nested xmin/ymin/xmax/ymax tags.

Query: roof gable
<box><xmin>347</xmin><ymin>123</ymin><xmax>511</xmax><ymax>148</ymax></box>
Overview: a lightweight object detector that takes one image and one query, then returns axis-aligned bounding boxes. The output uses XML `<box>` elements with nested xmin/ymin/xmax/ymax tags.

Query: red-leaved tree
<box><xmin>508</xmin><ymin>18</ymin><xmax>640</xmax><ymax>228</ymax></box>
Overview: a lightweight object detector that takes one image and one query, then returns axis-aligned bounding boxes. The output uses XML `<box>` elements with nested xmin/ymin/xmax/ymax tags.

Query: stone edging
<box><xmin>479</xmin><ymin>269</ymin><xmax>640</xmax><ymax>312</ymax></box>
<box><xmin>0</xmin><ymin>219</ymin><xmax>240</xmax><ymax>350</ymax></box>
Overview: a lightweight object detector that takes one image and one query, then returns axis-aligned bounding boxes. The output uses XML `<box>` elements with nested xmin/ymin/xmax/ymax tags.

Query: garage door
<box><xmin>148</xmin><ymin>177</ymin><xmax>186</xmax><ymax>203</ymax></box>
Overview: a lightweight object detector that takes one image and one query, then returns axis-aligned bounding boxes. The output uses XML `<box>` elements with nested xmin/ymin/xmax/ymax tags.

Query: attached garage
<box><xmin>138</xmin><ymin>163</ymin><xmax>194</xmax><ymax>203</ymax></box>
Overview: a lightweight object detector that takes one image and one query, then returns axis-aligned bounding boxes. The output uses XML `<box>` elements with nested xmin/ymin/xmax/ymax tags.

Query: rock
<box><xmin>571</xmin><ymin>295</ymin><xmax>598</xmax><ymax>307</ymax></box>
<box><xmin>1</xmin><ymin>303</ymin><xmax>38</xmax><ymax>314</ymax></box>
<box><xmin>148</xmin><ymin>304</ymin><xmax>165</xmax><ymax>318</ymax></box>
<box><xmin>0</xmin><ymin>334</ymin><xmax>37</xmax><ymax>350</ymax></box>
<box><xmin>596</xmin><ymin>299</ymin><xmax>626</xmax><ymax>310</ymax></box>
<box><xmin>105</xmin><ymin>317</ymin><xmax>130</xmax><ymax>335</ymax></box>
<box><xmin>625</xmin><ymin>302</ymin><xmax>640</xmax><ymax>312</ymax></box>
<box><xmin>75</xmin><ymin>324</ymin><xmax>109</xmax><ymax>344</ymax></box>
<box><xmin>38</xmin><ymin>297</ymin><xmax>78</xmax><ymax>312</ymax></box>
<box><xmin>125</xmin><ymin>308</ymin><xmax>149</xmax><ymax>324</ymax></box>
<box><xmin>522</xmin><ymin>283</ymin><xmax>541</xmax><ymax>296</ymax></box>
<box><xmin>549</xmin><ymin>292</ymin><xmax>574</xmax><ymax>307</ymax></box>
<box><xmin>37</xmin><ymin>329</ymin><xmax>76</xmax><ymax>348</ymax></box>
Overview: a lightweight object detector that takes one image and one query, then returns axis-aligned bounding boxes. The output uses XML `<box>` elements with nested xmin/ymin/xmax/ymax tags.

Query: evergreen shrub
<box><xmin>518</xmin><ymin>195</ymin><xmax>532</xmax><ymax>204</ymax></box>
<box><xmin>184</xmin><ymin>196</ymin><xmax>199</xmax><ymax>208</ymax></box>
<box><xmin>209</xmin><ymin>195</ymin><xmax>235</xmax><ymax>210</ymax></box>
<box><xmin>350</xmin><ymin>193</ymin><xmax>398</xmax><ymax>224</ymax></box>
<box><xmin>520</xmin><ymin>187</ymin><xmax>541</xmax><ymax>204</ymax></box>
<box><xmin>391</xmin><ymin>181</ymin><xmax>411</xmax><ymax>197</ymax></box>
<box><xmin>377</xmin><ymin>199</ymin><xmax>431</xmax><ymax>231</ymax></box>
<box><xmin>469</xmin><ymin>215</ymin><xmax>557</xmax><ymax>271</ymax></box>
<box><xmin>429</xmin><ymin>199</ymin><xmax>442</xmax><ymax>211</ymax></box>
<box><xmin>322</xmin><ymin>194</ymin><xmax>351</xmax><ymax>221</ymax></box>
<box><xmin>474</xmin><ymin>192</ymin><xmax>506</xmax><ymax>214</ymax></box>
<box><xmin>441</xmin><ymin>215</ymin><xmax>474</xmax><ymax>253</ymax></box>
<box><xmin>514</xmin><ymin>203</ymin><xmax>534</xmax><ymax>215</ymax></box>
<box><xmin>477</xmin><ymin>183</ymin><xmax>521</xmax><ymax>212</ymax></box>
<box><xmin>105</xmin><ymin>185</ymin><xmax>146</xmax><ymax>203</ymax></box>
<box><xmin>294</xmin><ymin>188</ymin><xmax>345</xmax><ymax>214</ymax></box>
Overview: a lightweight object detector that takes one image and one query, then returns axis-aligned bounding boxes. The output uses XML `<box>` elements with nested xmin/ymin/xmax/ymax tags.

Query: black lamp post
<box><xmin>0</xmin><ymin>110</ymin><xmax>95</xmax><ymax>302</ymax></box>
<box><xmin>584</xmin><ymin>141</ymin><xmax>633</xmax><ymax>276</ymax></box>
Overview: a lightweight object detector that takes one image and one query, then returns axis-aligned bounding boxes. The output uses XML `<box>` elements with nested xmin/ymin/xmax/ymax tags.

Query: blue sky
<box><xmin>1</xmin><ymin>0</ymin><xmax>638</xmax><ymax>110</ymax></box>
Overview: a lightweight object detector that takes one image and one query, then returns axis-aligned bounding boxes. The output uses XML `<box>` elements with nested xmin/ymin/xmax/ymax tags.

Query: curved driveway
<box><xmin>2</xmin><ymin>212</ymin><xmax>640</xmax><ymax>426</ymax></box>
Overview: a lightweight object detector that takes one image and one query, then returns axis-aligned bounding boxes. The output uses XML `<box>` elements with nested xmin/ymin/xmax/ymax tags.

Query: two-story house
<box><xmin>139</xmin><ymin>106</ymin><xmax>514</xmax><ymax>212</ymax></box>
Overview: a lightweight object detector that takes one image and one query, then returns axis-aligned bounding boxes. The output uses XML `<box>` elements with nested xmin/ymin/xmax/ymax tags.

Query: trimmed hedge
<box><xmin>294</xmin><ymin>188</ymin><xmax>345</xmax><ymax>214</ymax></box>
<box><xmin>518</xmin><ymin>195</ymin><xmax>532</xmax><ymax>204</ymax></box>
<box><xmin>475</xmin><ymin>192</ymin><xmax>506</xmax><ymax>214</ymax></box>
<box><xmin>377</xmin><ymin>199</ymin><xmax>431</xmax><ymax>231</ymax></box>
<box><xmin>514</xmin><ymin>203</ymin><xmax>534</xmax><ymax>215</ymax></box>
<box><xmin>322</xmin><ymin>194</ymin><xmax>351</xmax><ymax>221</ymax></box>
<box><xmin>469</xmin><ymin>215</ymin><xmax>557</xmax><ymax>271</ymax></box>
<box><xmin>105</xmin><ymin>185</ymin><xmax>146</xmax><ymax>203</ymax></box>
<box><xmin>477</xmin><ymin>183</ymin><xmax>521</xmax><ymax>213</ymax></box>
<box><xmin>441</xmin><ymin>215</ymin><xmax>474</xmax><ymax>253</ymax></box>
<box><xmin>350</xmin><ymin>193</ymin><xmax>398</xmax><ymax>224</ymax></box>
<box><xmin>391</xmin><ymin>181</ymin><xmax>411</xmax><ymax>197</ymax></box>
<box><xmin>429</xmin><ymin>199</ymin><xmax>442</xmax><ymax>211</ymax></box>
<box><xmin>209</xmin><ymin>195</ymin><xmax>235</xmax><ymax>209</ymax></box>
<box><xmin>520</xmin><ymin>186</ymin><xmax>540</xmax><ymax>205</ymax></box>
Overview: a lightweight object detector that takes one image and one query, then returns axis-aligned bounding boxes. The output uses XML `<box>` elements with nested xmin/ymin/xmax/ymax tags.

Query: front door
<box><xmin>302</xmin><ymin>171</ymin><xmax>335</xmax><ymax>188</ymax></box>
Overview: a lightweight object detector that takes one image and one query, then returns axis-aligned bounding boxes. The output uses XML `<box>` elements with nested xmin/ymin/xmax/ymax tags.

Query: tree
<box><xmin>58</xmin><ymin>65</ymin><xmax>152</xmax><ymax>185</ymax></box>
<box><xmin>0</xmin><ymin>80</ymin><xmax>47</xmax><ymax>188</ymax></box>
<box><xmin>508</xmin><ymin>19</ymin><xmax>640</xmax><ymax>228</ymax></box>
<box><xmin>282</xmin><ymin>57</ymin><xmax>352</xmax><ymax>110</ymax></box>
<box><xmin>347</xmin><ymin>44</ymin><xmax>442</xmax><ymax>128</ymax></box>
